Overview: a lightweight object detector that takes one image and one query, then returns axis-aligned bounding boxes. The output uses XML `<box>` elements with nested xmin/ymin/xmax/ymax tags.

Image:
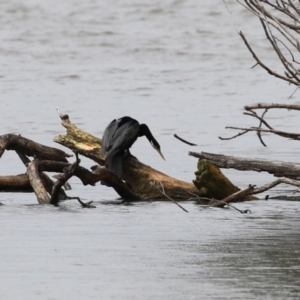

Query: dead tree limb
<box><xmin>219</xmin><ymin>103</ymin><xmax>300</xmax><ymax>145</ymax></box>
<box><xmin>221</xmin><ymin>126</ymin><xmax>300</xmax><ymax>141</ymax></box>
<box><xmin>0</xmin><ymin>134</ymin><xmax>72</xmax><ymax>161</ymax></box>
<box><xmin>50</xmin><ymin>152</ymin><xmax>80</xmax><ymax>205</ymax></box>
<box><xmin>174</xmin><ymin>134</ymin><xmax>197</xmax><ymax>146</ymax></box>
<box><xmin>252</xmin><ymin>177</ymin><xmax>300</xmax><ymax>194</ymax></box>
<box><xmin>244</xmin><ymin>103</ymin><xmax>300</xmax><ymax>111</ymax></box>
<box><xmin>27</xmin><ymin>160</ymin><xmax>51</xmax><ymax>204</ymax></box>
<box><xmin>54</xmin><ymin>110</ymin><xmax>199</xmax><ymax>200</ymax></box>
<box><xmin>189</xmin><ymin>151</ymin><xmax>300</xmax><ymax>179</ymax></box>
<box><xmin>227</xmin><ymin>0</ymin><xmax>300</xmax><ymax>86</ymax></box>
<box><xmin>0</xmin><ymin>174</ymin><xmax>33</xmax><ymax>192</ymax></box>
<box><xmin>92</xmin><ymin>165</ymin><xmax>142</xmax><ymax>201</ymax></box>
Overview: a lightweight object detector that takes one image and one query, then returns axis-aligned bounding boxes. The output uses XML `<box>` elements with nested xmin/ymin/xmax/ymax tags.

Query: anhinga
<box><xmin>100</xmin><ymin>116</ymin><xmax>165</xmax><ymax>179</ymax></box>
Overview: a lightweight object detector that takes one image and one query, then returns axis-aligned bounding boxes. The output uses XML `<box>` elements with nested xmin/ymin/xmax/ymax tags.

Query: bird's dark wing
<box><xmin>100</xmin><ymin>119</ymin><xmax>117</xmax><ymax>156</ymax></box>
<box><xmin>101</xmin><ymin>117</ymin><xmax>140</xmax><ymax>178</ymax></box>
<box><xmin>105</xmin><ymin>119</ymin><xmax>139</xmax><ymax>178</ymax></box>
<box><xmin>109</xmin><ymin>120</ymin><xmax>140</xmax><ymax>152</ymax></box>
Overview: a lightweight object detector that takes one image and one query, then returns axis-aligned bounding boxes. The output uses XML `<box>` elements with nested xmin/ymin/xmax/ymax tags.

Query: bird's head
<box><xmin>150</xmin><ymin>138</ymin><xmax>165</xmax><ymax>161</ymax></box>
<box><xmin>139</xmin><ymin>123</ymin><xmax>166</xmax><ymax>161</ymax></box>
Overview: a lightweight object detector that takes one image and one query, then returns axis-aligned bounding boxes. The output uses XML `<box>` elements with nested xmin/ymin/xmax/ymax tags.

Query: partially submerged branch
<box><xmin>211</xmin><ymin>184</ymin><xmax>256</xmax><ymax>208</ymax></box>
<box><xmin>189</xmin><ymin>151</ymin><xmax>300</xmax><ymax>179</ymax></box>
<box><xmin>50</xmin><ymin>152</ymin><xmax>81</xmax><ymax>205</ymax></box>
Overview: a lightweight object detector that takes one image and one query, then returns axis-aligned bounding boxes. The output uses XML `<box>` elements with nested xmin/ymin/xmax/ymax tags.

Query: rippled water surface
<box><xmin>1</xmin><ymin>1</ymin><xmax>300</xmax><ymax>299</ymax></box>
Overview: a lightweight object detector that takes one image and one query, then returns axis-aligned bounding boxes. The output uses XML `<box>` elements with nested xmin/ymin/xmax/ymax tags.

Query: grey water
<box><xmin>1</xmin><ymin>1</ymin><xmax>300</xmax><ymax>299</ymax></box>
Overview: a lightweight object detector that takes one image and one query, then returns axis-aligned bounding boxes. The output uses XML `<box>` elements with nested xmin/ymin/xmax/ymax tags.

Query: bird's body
<box><xmin>100</xmin><ymin>116</ymin><xmax>165</xmax><ymax>179</ymax></box>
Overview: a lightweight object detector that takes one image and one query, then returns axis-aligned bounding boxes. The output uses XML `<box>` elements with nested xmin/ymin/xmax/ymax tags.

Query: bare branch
<box><xmin>224</xmin><ymin>126</ymin><xmax>300</xmax><ymax>140</ymax></box>
<box><xmin>219</xmin><ymin>130</ymin><xmax>248</xmax><ymax>141</ymax></box>
<box><xmin>154</xmin><ymin>180</ymin><xmax>189</xmax><ymax>213</ymax></box>
<box><xmin>229</xmin><ymin>0</ymin><xmax>300</xmax><ymax>86</ymax></box>
<box><xmin>244</xmin><ymin>103</ymin><xmax>300</xmax><ymax>110</ymax></box>
<box><xmin>252</xmin><ymin>177</ymin><xmax>300</xmax><ymax>194</ymax></box>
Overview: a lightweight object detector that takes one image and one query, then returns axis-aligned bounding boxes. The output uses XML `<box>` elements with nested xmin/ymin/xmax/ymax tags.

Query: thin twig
<box><xmin>219</xmin><ymin>130</ymin><xmax>248</xmax><ymax>140</ymax></box>
<box><xmin>288</xmin><ymin>85</ymin><xmax>300</xmax><ymax>99</ymax></box>
<box><xmin>154</xmin><ymin>180</ymin><xmax>189</xmax><ymax>213</ymax></box>
<box><xmin>226</xmin><ymin>203</ymin><xmax>251</xmax><ymax>214</ymax></box>
<box><xmin>174</xmin><ymin>134</ymin><xmax>197</xmax><ymax>146</ymax></box>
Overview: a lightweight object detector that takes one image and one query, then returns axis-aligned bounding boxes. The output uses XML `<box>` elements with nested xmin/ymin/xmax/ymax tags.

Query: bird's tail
<box><xmin>106</xmin><ymin>152</ymin><xmax>123</xmax><ymax>179</ymax></box>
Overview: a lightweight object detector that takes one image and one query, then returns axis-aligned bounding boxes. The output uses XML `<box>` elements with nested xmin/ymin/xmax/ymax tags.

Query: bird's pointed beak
<box><xmin>156</xmin><ymin>148</ymin><xmax>165</xmax><ymax>161</ymax></box>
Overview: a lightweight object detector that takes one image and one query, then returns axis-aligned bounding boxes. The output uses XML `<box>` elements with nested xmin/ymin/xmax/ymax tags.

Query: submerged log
<box><xmin>0</xmin><ymin>112</ymin><xmax>258</xmax><ymax>205</ymax></box>
<box><xmin>189</xmin><ymin>151</ymin><xmax>300</xmax><ymax>179</ymax></box>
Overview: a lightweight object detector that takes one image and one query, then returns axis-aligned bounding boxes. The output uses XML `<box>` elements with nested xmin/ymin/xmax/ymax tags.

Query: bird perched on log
<box><xmin>100</xmin><ymin>116</ymin><xmax>165</xmax><ymax>179</ymax></box>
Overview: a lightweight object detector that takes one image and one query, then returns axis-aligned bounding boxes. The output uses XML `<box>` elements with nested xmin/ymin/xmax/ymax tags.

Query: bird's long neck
<box><xmin>138</xmin><ymin>124</ymin><xmax>154</xmax><ymax>141</ymax></box>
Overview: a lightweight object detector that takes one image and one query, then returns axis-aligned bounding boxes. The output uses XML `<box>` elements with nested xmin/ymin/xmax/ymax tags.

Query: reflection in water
<box><xmin>0</xmin><ymin>1</ymin><xmax>300</xmax><ymax>299</ymax></box>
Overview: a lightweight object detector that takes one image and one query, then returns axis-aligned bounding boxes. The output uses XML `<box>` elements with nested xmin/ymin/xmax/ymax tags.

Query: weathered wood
<box><xmin>54</xmin><ymin>112</ymin><xmax>199</xmax><ymax>200</ymax></box>
<box><xmin>27</xmin><ymin>160</ymin><xmax>51</xmax><ymax>204</ymax></box>
<box><xmin>92</xmin><ymin>165</ymin><xmax>142</xmax><ymax>201</ymax></box>
<box><xmin>54</xmin><ymin>109</ymin><xmax>103</xmax><ymax>164</ymax></box>
<box><xmin>189</xmin><ymin>151</ymin><xmax>300</xmax><ymax>179</ymax></box>
<box><xmin>193</xmin><ymin>159</ymin><xmax>240</xmax><ymax>199</ymax></box>
<box><xmin>0</xmin><ymin>112</ymin><xmax>261</xmax><ymax>204</ymax></box>
<box><xmin>0</xmin><ymin>134</ymin><xmax>72</xmax><ymax>162</ymax></box>
<box><xmin>245</xmin><ymin>103</ymin><xmax>300</xmax><ymax>111</ymax></box>
<box><xmin>0</xmin><ymin>173</ymin><xmax>57</xmax><ymax>193</ymax></box>
<box><xmin>252</xmin><ymin>178</ymin><xmax>300</xmax><ymax>194</ymax></box>
<box><xmin>193</xmin><ymin>159</ymin><xmax>257</xmax><ymax>200</ymax></box>
<box><xmin>26</xmin><ymin>159</ymin><xmax>74</xmax><ymax>204</ymax></box>
<box><xmin>0</xmin><ymin>174</ymin><xmax>33</xmax><ymax>192</ymax></box>
<box><xmin>50</xmin><ymin>153</ymin><xmax>80</xmax><ymax>205</ymax></box>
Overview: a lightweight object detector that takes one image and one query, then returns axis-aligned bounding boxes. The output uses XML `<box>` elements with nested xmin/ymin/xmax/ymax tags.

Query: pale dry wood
<box><xmin>27</xmin><ymin>160</ymin><xmax>51</xmax><ymax>204</ymax></box>
<box><xmin>189</xmin><ymin>151</ymin><xmax>300</xmax><ymax>179</ymax></box>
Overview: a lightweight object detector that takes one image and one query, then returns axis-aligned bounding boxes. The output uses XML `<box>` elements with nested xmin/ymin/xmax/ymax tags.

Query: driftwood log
<box><xmin>190</xmin><ymin>151</ymin><xmax>300</xmax><ymax>198</ymax></box>
<box><xmin>53</xmin><ymin>110</ymin><xmax>199</xmax><ymax>200</ymax></box>
<box><xmin>0</xmin><ymin>110</ymin><xmax>260</xmax><ymax>206</ymax></box>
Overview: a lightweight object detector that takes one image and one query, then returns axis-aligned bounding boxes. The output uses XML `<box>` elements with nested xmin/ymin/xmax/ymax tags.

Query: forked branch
<box><xmin>225</xmin><ymin>0</ymin><xmax>300</xmax><ymax>86</ymax></box>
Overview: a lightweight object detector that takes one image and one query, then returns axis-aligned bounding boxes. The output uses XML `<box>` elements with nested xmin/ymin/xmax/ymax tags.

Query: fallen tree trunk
<box><xmin>0</xmin><ymin>110</ymin><xmax>259</xmax><ymax>205</ymax></box>
<box><xmin>189</xmin><ymin>151</ymin><xmax>300</xmax><ymax>179</ymax></box>
<box><xmin>54</xmin><ymin>110</ymin><xmax>199</xmax><ymax>200</ymax></box>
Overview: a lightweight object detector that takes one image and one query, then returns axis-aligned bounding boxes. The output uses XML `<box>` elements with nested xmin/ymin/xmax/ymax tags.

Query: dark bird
<box><xmin>100</xmin><ymin>116</ymin><xmax>165</xmax><ymax>179</ymax></box>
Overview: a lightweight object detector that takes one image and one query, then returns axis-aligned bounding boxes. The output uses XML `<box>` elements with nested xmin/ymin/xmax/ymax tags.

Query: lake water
<box><xmin>1</xmin><ymin>1</ymin><xmax>300</xmax><ymax>299</ymax></box>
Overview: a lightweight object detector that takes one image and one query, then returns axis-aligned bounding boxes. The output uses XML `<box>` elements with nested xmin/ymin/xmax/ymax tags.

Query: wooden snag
<box><xmin>193</xmin><ymin>159</ymin><xmax>257</xmax><ymax>200</ymax></box>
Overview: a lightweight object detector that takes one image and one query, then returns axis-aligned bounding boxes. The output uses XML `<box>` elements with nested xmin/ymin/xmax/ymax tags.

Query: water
<box><xmin>1</xmin><ymin>0</ymin><xmax>300</xmax><ymax>299</ymax></box>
